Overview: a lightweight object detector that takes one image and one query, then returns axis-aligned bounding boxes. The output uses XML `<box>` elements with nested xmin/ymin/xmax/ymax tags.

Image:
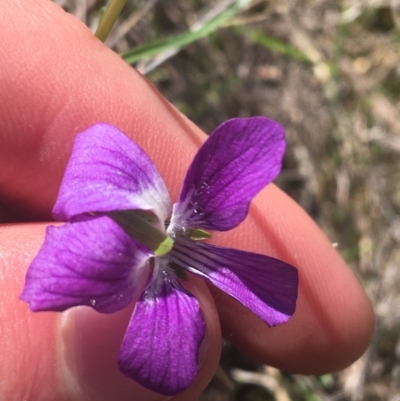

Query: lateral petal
<box><xmin>118</xmin><ymin>276</ymin><xmax>205</xmax><ymax>395</ymax></box>
<box><xmin>20</xmin><ymin>215</ymin><xmax>152</xmax><ymax>313</ymax></box>
<box><xmin>53</xmin><ymin>123</ymin><xmax>171</xmax><ymax>224</ymax></box>
<box><xmin>171</xmin><ymin>240</ymin><xmax>298</xmax><ymax>326</ymax></box>
<box><xmin>170</xmin><ymin>117</ymin><xmax>285</xmax><ymax>232</ymax></box>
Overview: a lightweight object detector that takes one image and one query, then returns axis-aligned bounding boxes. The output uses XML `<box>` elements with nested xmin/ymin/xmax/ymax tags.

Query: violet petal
<box><xmin>20</xmin><ymin>215</ymin><xmax>152</xmax><ymax>313</ymax></box>
<box><xmin>118</xmin><ymin>275</ymin><xmax>205</xmax><ymax>395</ymax></box>
<box><xmin>171</xmin><ymin>240</ymin><xmax>298</xmax><ymax>326</ymax></box>
<box><xmin>53</xmin><ymin>123</ymin><xmax>171</xmax><ymax>224</ymax></box>
<box><xmin>170</xmin><ymin>117</ymin><xmax>285</xmax><ymax>232</ymax></box>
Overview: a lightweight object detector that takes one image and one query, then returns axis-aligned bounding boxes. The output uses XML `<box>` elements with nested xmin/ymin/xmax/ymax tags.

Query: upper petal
<box><xmin>53</xmin><ymin>123</ymin><xmax>172</xmax><ymax>223</ymax></box>
<box><xmin>171</xmin><ymin>240</ymin><xmax>298</xmax><ymax>326</ymax></box>
<box><xmin>170</xmin><ymin>117</ymin><xmax>285</xmax><ymax>232</ymax></box>
<box><xmin>118</xmin><ymin>274</ymin><xmax>205</xmax><ymax>395</ymax></box>
<box><xmin>20</xmin><ymin>215</ymin><xmax>152</xmax><ymax>313</ymax></box>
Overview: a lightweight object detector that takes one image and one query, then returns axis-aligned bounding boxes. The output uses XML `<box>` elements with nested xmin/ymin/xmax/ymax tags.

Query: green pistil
<box><xmin>154</xmin><ymin>236</ymin><xmax>174</xmax><ymax>257</ymax></box>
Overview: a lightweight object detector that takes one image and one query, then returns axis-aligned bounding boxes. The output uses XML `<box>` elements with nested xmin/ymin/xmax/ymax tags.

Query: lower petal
<box><xmin>171</xmin><ymin>240</ymin><xmax>298</xmax><ymax>326</ymax></box>
<box><xmin>20</xmin><ymin>215</ymin><xmax>152</xmax><ymax>313</ymax></box>
<box><xmin>118</xmin><ymin>276</ymin><xmax>205</xmax><ymax>395</ymax></box>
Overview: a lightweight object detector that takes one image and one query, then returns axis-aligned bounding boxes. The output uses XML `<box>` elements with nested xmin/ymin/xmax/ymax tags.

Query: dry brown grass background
<box><xmin>57</xmin><ymin>1</ymin><xmax>400</xmax><ymax>399</ymax></box>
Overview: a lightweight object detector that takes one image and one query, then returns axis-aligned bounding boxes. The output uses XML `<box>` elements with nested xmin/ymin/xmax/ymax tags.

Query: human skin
<box><xmin>0</xmin><ymin>1</ymin><xmax>374</xmax><ymax>400</ymax></box>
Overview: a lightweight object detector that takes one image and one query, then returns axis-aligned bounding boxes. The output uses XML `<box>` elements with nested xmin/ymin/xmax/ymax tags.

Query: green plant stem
<box><xmin>95</xmin><ymin>0</ymin><xmax>126</xmax><ymax>42</ymax></box>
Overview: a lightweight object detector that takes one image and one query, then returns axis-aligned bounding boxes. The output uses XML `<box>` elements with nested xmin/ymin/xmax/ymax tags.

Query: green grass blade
<box><xmin>236</xmin><ymin>27</ymin><xmax>312</xmax><ymax>63</ymax></box>
<box><xmin>121</xmin><ymin>0</ymin><xmax>251</xmax><ymax>64</ymax></box>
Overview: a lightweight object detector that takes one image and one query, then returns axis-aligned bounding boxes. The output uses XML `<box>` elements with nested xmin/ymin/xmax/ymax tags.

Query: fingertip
<box><xmin>209</xmin><ymin>185</ymin><xmax>374</xmax><ymax>374</ymax></box>
<box><xmin>210</xmin><ymin>274</ymin><xmax>373</xmax><ymax>375</ymax></box>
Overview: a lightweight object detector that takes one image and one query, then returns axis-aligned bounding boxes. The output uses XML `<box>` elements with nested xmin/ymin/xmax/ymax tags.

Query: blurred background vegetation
<box><xmin>56</xmin><ymin>0</ymin><xmax>400</xmax><ymax>399</ymax></box>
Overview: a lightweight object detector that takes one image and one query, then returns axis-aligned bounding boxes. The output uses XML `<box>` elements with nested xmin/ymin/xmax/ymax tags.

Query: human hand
<box><xmin>0</xmin><ymin>1</ymin><xmax>374</xmax><ymax>400</ymax></box>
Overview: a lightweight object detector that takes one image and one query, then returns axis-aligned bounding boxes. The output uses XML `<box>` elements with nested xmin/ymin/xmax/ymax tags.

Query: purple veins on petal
<box><xmin>118</xmin><ymin>276</ymin><xmax>205</xmax><ymax>396</ymax></box>
<box><xmin>53</xmin><ymin>123</ymin><xmax>171</xmax><ymax>225</ymax></box>
<box><xmin>171</xmin><ymin>239</ymin><xmax>298</xmax><ymax>326</ymax></box>
<box><xmin>20</xmin><ymin>214</ymin><xmax>152</xmax><ymax>313</ymax></box>
<box><xmin>170</xmin><ymin>117</ymin><xmax>286</xmax><ymax>232</ymax></box>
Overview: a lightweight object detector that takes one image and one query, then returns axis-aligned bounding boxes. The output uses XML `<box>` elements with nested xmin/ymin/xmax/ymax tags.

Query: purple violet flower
<box><xmin>20</xmin><ymin>117</ymin><xmax>298</xmax><ymax>396</ymax></box>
